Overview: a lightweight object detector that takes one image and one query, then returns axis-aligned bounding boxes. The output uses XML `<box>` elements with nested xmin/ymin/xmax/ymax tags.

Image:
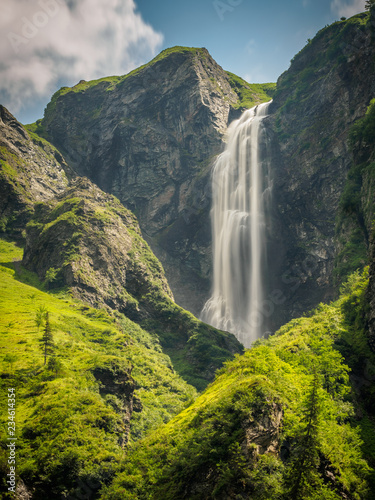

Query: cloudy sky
<box><xmin>0</xmin><ymin>0</ymin><xmax>366</xmax><ymax>124</ymax></box>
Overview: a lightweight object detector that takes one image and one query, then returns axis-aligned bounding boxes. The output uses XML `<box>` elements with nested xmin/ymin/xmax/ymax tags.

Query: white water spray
<box><xmin>201</xmin><ymin>101</ymin><xmax>272</xmax><ymax>347</ymax></box>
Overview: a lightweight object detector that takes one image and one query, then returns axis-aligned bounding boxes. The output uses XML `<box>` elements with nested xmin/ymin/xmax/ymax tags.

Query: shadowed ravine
<box><xmin>201</xmin><ymin>101</ymin><xmax>273</xmax><ymax>347</ymax></box>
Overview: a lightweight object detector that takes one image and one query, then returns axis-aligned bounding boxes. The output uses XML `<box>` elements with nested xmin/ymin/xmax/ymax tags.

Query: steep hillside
<box><xmin>265</xmin><ymin>11</ymin><xmax>375</xmax><ymax>329</ymax></box>
<box><xmin>100</xmin><ymin>269</ymin><xmax>375</xmax><ymax>499</ymax></box>
<box><xmin>32</xmin><ymin>46</ymin><xmax>275</xmax><ymax>315</ymax></box>
<box><xmin>21</xmin><ymin>178</ymin><xmax>243</xmax><ymax>390</ymax></box>
<box><xmin>0</xmin><ymin>238</ymin><xmax>196</xmax><ymax>499</ymax></box>
<box><xmin>0</xmin><ymin>106</ymin><xmax>73</xmax><ymax>235</ymax></box>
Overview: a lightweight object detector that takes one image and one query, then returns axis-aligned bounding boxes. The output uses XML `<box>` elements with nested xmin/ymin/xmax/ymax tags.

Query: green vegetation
<box><xmin>140</xmin><ymin>291</ymin><xmax>242</xmax><ymax>391</ymax></box>
<box><xmin>0</xmin><ymin>238</ymin><xmax>196</xmax><ymax>499</ymax></box>
<box><xmin>274</xmin><ymin>12</ymin><xmax>370</xmax><ymax>118</ymax></box>
<box><xmin>100</xmin><ymin>268</ymin><xmax>375</xmax><ymax>499</ymax></box>
<box><xmin>39</xmin><ymin>312</ymin><xmax>54</xmax><ymax>365</ymax></box>
<box><xmin>350</xmin><ymin>98</ymin><xmax>375</xmax><ymax>153</ymax></box>
<box><xmin>226</xmin><ymin>72</ymin><xmax>276</xmax><ymax>109</ymax></box>
<box><xmin>22</xmin><ymin>182</ymin><xmax>242</xmax><ymax>391</ymax></box>
<box><xmin>334</xmin><ymin>98</ymin><xmax>375</xmax><ymax>283</ymax></box>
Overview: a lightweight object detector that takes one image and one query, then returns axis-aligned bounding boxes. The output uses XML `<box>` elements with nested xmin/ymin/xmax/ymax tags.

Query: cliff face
<box><xmin>23</xmin><ymin>177</ymin><xmax>173</xmax><ymax>318</ymax></box>
<box><xmin>0</xmin><ymin>106</ymin><xmax>72</xmax><ymax>234</ymax></box>
<box><xmin>38</xmin><ymin>46</ymin><xmax>273</xmax><ymax>315</ymax></box>
<box><xmin>92</xmin><ymin>362</ymin><xmax>136</xmax><ymax>448</ymax></box>
<box><xmin>264</xmin><ymin>11</ymin><xmax>375</xmax><ymax>328</ymax></box>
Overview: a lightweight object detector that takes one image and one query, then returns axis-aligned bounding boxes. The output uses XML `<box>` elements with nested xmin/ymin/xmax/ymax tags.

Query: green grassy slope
<box><xmin>225</xmin><ymin>72</ymin><xmax>276</xmax><ymax>109</ymax></box>
<box><xmin>101</xmin><ymin>269</ymin><xmax>375</xmax><ymax>500</ymax></box>
<box><xmin>0</xmin><ymin>238</ymin><xmax>196</xmax><ymax>499</ymax></box>
<box><xmin>21</xmin><ymin>180</ymin><xmax>243</xmax><ymax>392</ymax></box>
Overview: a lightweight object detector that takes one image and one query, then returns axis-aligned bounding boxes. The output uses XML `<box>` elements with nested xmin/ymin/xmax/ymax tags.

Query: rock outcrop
<box><xmin>23</xmin><ymin>177</ymin><xmax>173</xmax><ymax>318</ymax></box>
<box><xmin>0</xmin><ymin>105</ymin><xmax>72</xmax><ymax>234</ymax></box>
<box><xmin>242</xmin><ymin>402</ymin><xmax>283</xmax><ymax>457</ymax></box>
<box><xmin>92</xmin><ymin>361</ymin><xmax>136</xmax><ymax>447</ymax></box>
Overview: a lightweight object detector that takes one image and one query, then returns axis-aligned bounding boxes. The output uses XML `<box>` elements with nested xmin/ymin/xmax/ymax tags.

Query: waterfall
<box><xmin>201</xmin><ymin>101</ymin><xmax>272</xmax><ymax>348</ymax></box>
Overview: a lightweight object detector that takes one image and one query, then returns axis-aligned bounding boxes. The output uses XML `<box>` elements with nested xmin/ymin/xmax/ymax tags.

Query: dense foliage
<box><xmin>101</xmin><ymin>269</ymin><xmax>375</xmax><ymax>499</ymax></box>
<box><xmin>2</xmin><ymin>237</ymin><xmax>374</xmax><ymax>499</ymax></box>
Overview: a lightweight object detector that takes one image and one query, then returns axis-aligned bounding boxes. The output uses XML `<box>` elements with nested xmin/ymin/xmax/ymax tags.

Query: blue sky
<box><xmin>0</xmin><ymin>0</ymin><xmax>366</xmax><ymax>124</ymax></box>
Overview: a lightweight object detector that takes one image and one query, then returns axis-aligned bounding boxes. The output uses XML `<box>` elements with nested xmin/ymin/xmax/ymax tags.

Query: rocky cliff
<box><xmin>263</xmin><ymin>11</ymin><xmax>375</xmax><ymax>329</ymax></box>
<box><xmin>35</xmin><ymin>46</ymin><xmax>274</xmax><ymax>316</ymax></box>
<box><xmin>0</xmin><ymin>106</ymin><xmax>72</xmax><ymax>235</ymax></box>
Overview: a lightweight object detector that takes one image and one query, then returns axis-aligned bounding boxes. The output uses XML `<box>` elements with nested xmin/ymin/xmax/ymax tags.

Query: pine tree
<box><xmin>365</xmin><ymin>0</ymin><xmax>375</xmax><ymax>10</ymax></box>
<box><xmin>285</xmin><ymin>372</ymin><xmax>322</xmax><ymax>499</ymax></box>
<box><xmin>39</xmin><ymin>312</ymin><xmax>54</xmax><ymax>365</ymax></box>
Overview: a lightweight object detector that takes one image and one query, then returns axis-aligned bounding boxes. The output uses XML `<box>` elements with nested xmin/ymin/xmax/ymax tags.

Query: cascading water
<box><xmin>201</xmin><ymin>101</ymin><xmax>272</xmax><ymax>348</ymax></box>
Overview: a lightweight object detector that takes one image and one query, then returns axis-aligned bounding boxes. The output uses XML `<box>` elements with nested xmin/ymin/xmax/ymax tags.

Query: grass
<box><xmin>0</xmin><ymin>237</ymin><xmax>196</xmax><ymax>498</ymax></box>
<box><xmin>22</xmin><ymin>184</ymin><xmax>242</xmax><ymax>392</ymax></box>
<box><xmin>226</xmin><ymin>72</ymin><xmax>276</xmax><ymax>109</ymax></box>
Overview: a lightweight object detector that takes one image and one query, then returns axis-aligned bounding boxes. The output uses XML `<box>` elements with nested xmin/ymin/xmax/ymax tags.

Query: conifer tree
<box><xmin>39</xmin><ymin>312</ymin><xmax>54</xmax><ymax>365</ymax></box>
<box><xmin>285</xmin><ymin>372</ymin><xmax>322</xmax><ymax>499</ymax></box>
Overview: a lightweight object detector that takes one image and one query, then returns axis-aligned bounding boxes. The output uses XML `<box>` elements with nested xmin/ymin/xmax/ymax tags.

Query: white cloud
<box><xmin>0</xmin><ymin>0</ymin><xmax>163</xmax><ymax>117</ymax></box>
<box><xmin>331</xmin><ymin>0</ymin><xmax>366</xmax><ymax>18</ymax></box>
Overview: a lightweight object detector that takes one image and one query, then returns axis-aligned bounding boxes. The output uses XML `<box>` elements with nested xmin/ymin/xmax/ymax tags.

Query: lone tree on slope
<box><xmin>39</xmin><ymin>312</ymin><xmax>54</xmax><ymax>366</ymax></box>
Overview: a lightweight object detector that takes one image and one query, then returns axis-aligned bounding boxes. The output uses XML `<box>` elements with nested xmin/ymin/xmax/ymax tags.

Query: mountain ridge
<box><xmin>26</xmin><ymin>45</ymin><xmax>274</xmax><ymax>316</ymax></box>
